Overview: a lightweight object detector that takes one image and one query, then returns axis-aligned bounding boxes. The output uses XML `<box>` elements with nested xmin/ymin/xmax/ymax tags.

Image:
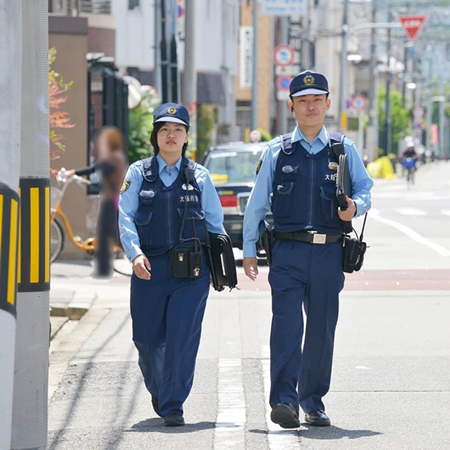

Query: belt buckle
<box><xmin>312</xmin><ymin>233</ymin><xmax>326</xmax><ymax>244</ymax></box>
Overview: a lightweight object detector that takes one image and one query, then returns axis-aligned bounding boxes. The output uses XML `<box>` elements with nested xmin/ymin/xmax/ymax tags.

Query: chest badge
<box><xmin>328</xmin><ymin>162</ymin><xmax>338</xmax><ymax>171</ymax></box>
<box><xmin>182</xmin><ymin>183</ymin><xmax>194</xmax><ymax>191</ymax></box>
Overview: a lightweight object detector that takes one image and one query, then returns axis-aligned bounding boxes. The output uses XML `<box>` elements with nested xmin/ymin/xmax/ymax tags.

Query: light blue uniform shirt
<box><xmin>243</xmin><ymin>125</ymin><xmax>374</xmax><ymax>258</ymax></box>
<box><xmin>119</xmin><ymin>154</ymin><xmax>226</xmax><ymax>262</ymax></box>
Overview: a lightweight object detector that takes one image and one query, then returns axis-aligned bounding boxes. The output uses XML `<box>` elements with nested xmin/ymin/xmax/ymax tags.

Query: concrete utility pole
<box><xmin>251</xmin><ymin>0</ymin><xmax>258</xmax><ymax>131</ymax></box>
<box><xmin>438</xmin><ymin>91</ymin><xmax>445</xmax><ymax>158</ymax></box>
<box><xmin>367</xmin><ymin>0</ymin><xmax>378</xmax><ymax>161</ymax></box>
<box><xmin>183</xmin><ymin>0</ymin><xmax>197</xmax><ymax>151</ymax></box>
<box><xmin>338</xmin><ymin>0</ymin><xmax>349</xmax><ymax>131</ymax></box>
<box><xmin>383</xmin><ymin>10</ymin><xmax>393</xmax><ymax>156</ymax></box>
<box><xmin>11</xmin><ymin>1</ymin><xmax>51</xmax><ymax>448</ymax></box>
<box><xmin>0</xmin><ymin>2</ymin><xmax>21</xmax><ymax>448</ymax></box>
<box><xmin>426</xmin><ymin>57</ymin><xmax>433</xmax><ymax>155</ymax></box>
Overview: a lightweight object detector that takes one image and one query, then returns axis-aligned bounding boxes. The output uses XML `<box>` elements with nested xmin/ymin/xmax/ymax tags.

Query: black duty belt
<box><xmin>273</xmin><ymin>230</ymin><xmax>342</xmax><ymax>245</ymax></box>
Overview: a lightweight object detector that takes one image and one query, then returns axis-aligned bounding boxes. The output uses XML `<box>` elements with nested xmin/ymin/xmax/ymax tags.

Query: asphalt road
<box><xmin>48</xmin><ymin>161</ymin><xmax>450</xmax><ymax>450</ymax></box>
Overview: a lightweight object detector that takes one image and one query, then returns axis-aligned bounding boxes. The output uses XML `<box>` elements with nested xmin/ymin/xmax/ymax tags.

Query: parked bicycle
<box><xmin>50</xmin><ymin>169</ymin><xmax>131</xmax><ymax>275</ymax></box>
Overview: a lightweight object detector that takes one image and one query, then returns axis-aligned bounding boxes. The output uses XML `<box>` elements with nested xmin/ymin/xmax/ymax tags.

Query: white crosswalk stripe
<box><xmin>214</xmin><ymin>359</ymin><xmax>246</xmax><ymax>450</ymax></box>
<box><xmin>262</xmin><ymin>359</ymin><xmax>300</xmax><ymax>450</ymax></box>
<box><xmin>441</xmin><ymin>210</ymin><xmax>450</xmax><ymax>217</ymax></box>
<box><xmin>396</xmin><ymin>207</ymin><xmax>426</xmax><ymax>216</ymax></box>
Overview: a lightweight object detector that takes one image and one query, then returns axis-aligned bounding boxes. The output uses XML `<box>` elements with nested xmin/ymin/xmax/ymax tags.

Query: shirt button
<box><xmin>168</xmin><ymin>172</ymin><xmax>172</xmax><ymax>176</ymax></box>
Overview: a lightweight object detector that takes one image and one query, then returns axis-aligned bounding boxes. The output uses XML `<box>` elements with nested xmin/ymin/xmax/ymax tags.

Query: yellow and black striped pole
<box><xmin>17</xmin><ymin>179</ymin><xmax>51</xmax><ymax>293</ymax></box>
<box><xmin>0</xmin><ymin>183</ymin><xmax>20</xmax><ymax>316</ymax></box>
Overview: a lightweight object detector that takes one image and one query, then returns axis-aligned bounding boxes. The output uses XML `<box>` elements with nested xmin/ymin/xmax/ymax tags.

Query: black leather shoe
<box><xmin>271</xmin><ymin>403</ymin><xmax>300</xmax><ymax>429</ymax></box>
<box><xmin>152</xmin><ymin>396</ymin><xmax>161</xmax><ymax>417</ymax></box>
<box><xmin>305</xmin><ymin>410</ymin><xmax>331</xmax><ymax>427</ymax></box>
<box><xmin>164</xmin><ymin>414</ymin><xmax>185</xmax><ymax>427</ymax></box>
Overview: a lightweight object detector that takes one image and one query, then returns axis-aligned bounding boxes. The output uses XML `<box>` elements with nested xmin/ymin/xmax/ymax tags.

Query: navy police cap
<box><xmin>290</xmin><ymin>70</ymin><xmax>329</xmax><ymax>97</ymax></box>
<box><xmin>153</xmin><ymin>102</ymin><xmax>190</xmax><ymax>128</ymax></box>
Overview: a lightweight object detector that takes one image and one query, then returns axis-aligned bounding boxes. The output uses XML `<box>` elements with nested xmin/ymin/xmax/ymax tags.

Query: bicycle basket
<box><xmin>402</xmin><ymin>158</ymin><xmax>416</xmax><ymax>169</ymax></box>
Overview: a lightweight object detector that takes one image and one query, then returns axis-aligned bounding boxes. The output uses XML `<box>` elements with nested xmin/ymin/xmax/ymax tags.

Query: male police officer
<box><xmin>243</xmin><ymin>71</ymin><xmax>373</xmax><ymax>428</ymax></box>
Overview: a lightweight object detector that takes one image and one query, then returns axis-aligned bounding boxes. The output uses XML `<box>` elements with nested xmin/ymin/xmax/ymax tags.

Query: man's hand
<box><xmin>243</xmin><ymin>257</ymin><xmax>258</xmax><ymax>281</ymax></box>
<box><xmin>132</xmin><ymin>255</ymin><xmax>151</xmax><ymax>280</ymax></box>
<box><xmin>338</xmin><ymin>196</ymin><xmax>356</xmax><ymax>221</ymax></box>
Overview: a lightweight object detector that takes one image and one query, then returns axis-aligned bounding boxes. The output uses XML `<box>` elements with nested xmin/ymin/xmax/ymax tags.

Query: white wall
<box><xmin>112</xmin><ymin>0</ymin><xmax>155</xmax><ymax>70</ymax></box>
<box><xmin>112</xmin><ymin>0</ymin><xmax>238</xmax><ymax>76</ymax></box>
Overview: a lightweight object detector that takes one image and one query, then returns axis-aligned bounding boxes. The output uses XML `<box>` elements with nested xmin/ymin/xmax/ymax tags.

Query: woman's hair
<box><xmin>150</xmin><ymin>122</ymin><xmax>189</xmax><ymax>157</ymax></box>
<box><xmin>96</xmin><ymin>126</ymin><xmax>124</xmax><ymax>154</ymax></box>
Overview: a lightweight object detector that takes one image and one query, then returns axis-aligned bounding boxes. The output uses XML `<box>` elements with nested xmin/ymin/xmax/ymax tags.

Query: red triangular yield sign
<box><xmin>399</xmin><ymin>15</ymin><xmax>426</xmax><ymax>41</ymax></box>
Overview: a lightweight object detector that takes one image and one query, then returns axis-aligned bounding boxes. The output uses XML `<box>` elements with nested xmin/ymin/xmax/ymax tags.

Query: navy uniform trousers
<box><xmin>268</xmin><ymin>239</ymin><xmax>345</xmax><ymax>414</ymax></box>
<box><xmin>130</xmin><ymin>252</ymin><xmax>210</xmax><ymax>417</ymax></box>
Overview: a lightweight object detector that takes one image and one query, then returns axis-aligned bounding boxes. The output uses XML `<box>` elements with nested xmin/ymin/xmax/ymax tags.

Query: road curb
<box><xmin>50</xmin><ymin>290</ymin><xmax>97</xmax><ymax>320</ymax></box>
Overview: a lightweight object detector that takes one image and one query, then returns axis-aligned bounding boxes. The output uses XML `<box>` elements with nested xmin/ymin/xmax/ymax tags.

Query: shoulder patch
<box><xmin>120</xmin><ymin>179</ymin><xmax>131</xmax><ymax>194</ymax></box>
<box><xmin>255</xmin><ymin>159</ymin><xmax>263</xmax><ymax>175</ymax></box>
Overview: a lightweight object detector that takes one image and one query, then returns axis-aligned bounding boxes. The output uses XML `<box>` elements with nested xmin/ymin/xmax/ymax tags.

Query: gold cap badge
<box><xmin>167</xmin><ymin>107</ymin><xmax>177</xmax><ymax>114</ymax></box>
<box><xmin>304</xmin><ymin>75</ymin><xmax>315</xmax><ymax>85</ymax></box>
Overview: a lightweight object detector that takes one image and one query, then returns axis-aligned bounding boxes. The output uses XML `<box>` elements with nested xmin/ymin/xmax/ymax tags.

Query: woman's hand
<box><xmin>132</xmin><ymin>255</ymin><xmax>152</xmax><ymax>280</ymax></box>
<box><xmin>65</xmin><ymin>169</ymin><xmax>76</xmax><ymax>178</ymax></box>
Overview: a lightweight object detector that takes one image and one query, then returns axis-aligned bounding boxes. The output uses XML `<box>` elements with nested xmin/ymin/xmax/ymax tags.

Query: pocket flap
<box><xmin>320</xmin><ymin>185</ymin><xmax>336</xmax><ymax>201</ymax></box>
<box><xmin>135</xmin><ymin>210</ymin><xmax>153</xmax><ymax>226</ymax></box>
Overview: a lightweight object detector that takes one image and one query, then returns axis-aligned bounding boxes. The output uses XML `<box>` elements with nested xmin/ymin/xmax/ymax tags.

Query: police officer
<box><xmin>119</xmin><ymin>103</ymin><xmax>225</xmax><ymax>426</ymax></box>
<box><xmin>243</xmin><ymin>71</ymin><xmax>373</xmax><ymax>428</ymax></box>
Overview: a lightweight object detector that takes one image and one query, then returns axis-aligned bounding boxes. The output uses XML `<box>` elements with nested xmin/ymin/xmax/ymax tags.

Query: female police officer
<box><xmin>243</xmin><ymin>71</ymin><xmax>373</xmax><ymax>429</ymax></box>
<box><xmin>119</xmin><ymin>103</ymin><xmax>225</xmax><ymax>426</ymax></box>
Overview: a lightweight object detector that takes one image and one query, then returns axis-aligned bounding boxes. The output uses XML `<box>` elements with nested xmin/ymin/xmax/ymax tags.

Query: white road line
<box><xmin>262</xmin><ymin>359</ymin><xmax>300</xmax><ymax>450</ymax></box>
<box><xmin>441</xmin><ymin>210</ymin><xmax>450</xmax><ymax>217</ymax></box>
<box><xmin>371</xmin><ymin>211</ymin><xmax>450</xmax><ymax>257</ymax></box>
<box><xmin>214</xmin><ymin>358</ymin><xmax>246</xmax><ymax>450</ymax></box>
<box><xmin>396</xmin><ymin>207</ymin><xmax>426</xmax><ymax>216</ymax></box>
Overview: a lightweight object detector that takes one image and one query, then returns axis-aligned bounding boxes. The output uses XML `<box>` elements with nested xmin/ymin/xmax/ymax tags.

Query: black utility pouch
<box><xmin>343</xmin><ymin>237</ymin><xmax>367</xmax><ymax>273</ymax></box>
<box><xmin>169</xmin><ymin>243</ymin><xmax>203</xmax><ymax>279</ymax></box>
<box><xmin>342</xmin><ymin>213</ymin><xmax>368</xmax><ymax>274</ymax></box>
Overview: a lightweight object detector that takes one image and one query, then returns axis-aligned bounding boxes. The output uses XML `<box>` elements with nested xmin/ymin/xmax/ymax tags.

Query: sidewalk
<box><xmin>49</xmin><ymin>260</ymin><xmax>118</xmax><ymax>340</ymax></box>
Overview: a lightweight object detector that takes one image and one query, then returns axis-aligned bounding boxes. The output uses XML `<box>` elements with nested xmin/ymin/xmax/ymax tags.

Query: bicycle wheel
<box><xmin>50</xmin><ymin>218</ymin><xmax>65</xmax><ymax>263</ymax></box>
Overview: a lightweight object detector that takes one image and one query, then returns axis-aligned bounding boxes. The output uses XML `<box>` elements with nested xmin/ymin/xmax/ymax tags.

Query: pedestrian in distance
<box><xmin>65</xmin><ymin>126</ymin><xmax>127</xmax><ymax>278</ymax></box>
<box><xmin>243</xmin><ymin>70</ymin><xmax>373</xmax><ymax>429</ymax></box>
<box><xmin>118</xmin><ymin>103</ymin><xmax>226</xmax><ymax>426</ymax></box>
<box><xmin>400</xmin><ymin>137</ymin><xmax>419</xmax><ymax>186</ymax></box>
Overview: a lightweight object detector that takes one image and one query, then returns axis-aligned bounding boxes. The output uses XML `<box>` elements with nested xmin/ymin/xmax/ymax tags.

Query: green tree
<box><xmin>128</xmin><ymin>105</ymin><xmax>153</xmax><ymax>164</ymax></box>
<box><xmin>378</xmin><ymin>88</ymin><xmax>411</xmax><ymax>155</ymax></box>
<box><xmin>197</xmin><ymin>104</ymin><xmax>216</xmax><ymax>162</ymax></box>
<box><xmin>128</xmin><ymin>89</ymin><xmax>160</xmax><ymax>164</ymax></box>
